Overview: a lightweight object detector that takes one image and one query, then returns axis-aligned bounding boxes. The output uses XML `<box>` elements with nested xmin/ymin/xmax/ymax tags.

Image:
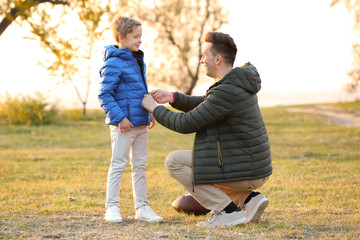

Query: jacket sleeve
<box><xmin>153</xmin><ymin>88</ymin><xmax>234</xmax><ymax>134</ymax></box>
<box><xmin>170</xmin><ymin>92</ymin><xmax>205</xmax><ymax>112</ymax></box>
<box><xmin>98</xmin><ymin>59</ymin><xmax>126</xmax><ymax>125</ymax></box>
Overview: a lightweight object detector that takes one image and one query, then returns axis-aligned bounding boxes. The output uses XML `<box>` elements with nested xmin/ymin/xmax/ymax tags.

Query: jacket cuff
<box><xmin>172</xmin><ymin>92</ymin><xmax>176</xmax><ymax>103</ymax></box>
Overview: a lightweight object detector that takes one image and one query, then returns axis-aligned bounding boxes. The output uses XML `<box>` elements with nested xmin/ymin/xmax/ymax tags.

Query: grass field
<box><xmin>1</xmin><ymin>102</ymin><xmax>360</xmax><ymax>239</ymax></box>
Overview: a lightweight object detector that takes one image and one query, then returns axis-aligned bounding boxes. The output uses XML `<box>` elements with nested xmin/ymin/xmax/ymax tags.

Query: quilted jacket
<box><xmin>98</xmin><ymin>45</ymin><xmax>150</xmax><ymax>126</ymax></box>
<box><xmin>153</xmin><ymin>63</ymin><xmax>272</xmax><ymax>185</ymax></box>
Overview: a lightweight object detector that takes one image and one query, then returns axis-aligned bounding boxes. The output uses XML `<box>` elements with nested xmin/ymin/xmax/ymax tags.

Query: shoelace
<box><xmin>139</xmin><ymin>206</ymin><xmax>155</xmax><ymax>214</ymax></box>
<box><xmin>110</xmin><ymin>207</ymin><xmax>120</xmax><ymax>216</ymax></box>
<box><xmin>206</xmin><ymin>211</ymin><xmax>224</xmax><ymax>223</ymax></box>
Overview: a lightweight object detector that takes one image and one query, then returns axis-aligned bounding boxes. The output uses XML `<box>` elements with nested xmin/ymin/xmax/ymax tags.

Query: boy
<box><xmin>98</xmin><ymin>16</ymin><xmax>162</xmax><ymax>223</ymax></box>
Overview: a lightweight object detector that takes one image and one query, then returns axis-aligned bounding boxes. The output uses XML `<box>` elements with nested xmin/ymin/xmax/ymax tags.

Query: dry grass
<box><xmin>1</xmin><ymin>103</ymin><xmax>360</xmax><ymax>239</ymax></box>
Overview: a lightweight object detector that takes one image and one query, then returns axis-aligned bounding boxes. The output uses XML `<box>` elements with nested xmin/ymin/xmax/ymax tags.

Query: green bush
<box><xmin>0</xmin><ymin>92</ymin><xmax>58</xmax><ymax>126</ymax></box>
<box><xmin>59</xmin><ymin>109</ymin><xmax>83</xmax><ymax>121</ymax></box>
<box><xmin>57</xmin><ymin>109</ymin><xmax>105</xmax><ymax>122</ymax></box>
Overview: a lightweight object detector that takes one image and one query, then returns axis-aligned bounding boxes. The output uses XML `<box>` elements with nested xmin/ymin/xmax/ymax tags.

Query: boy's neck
<box><xmin>117</xmin><ymin>44</ymin><xmax>126</xmax><ymax>49</ymax></box>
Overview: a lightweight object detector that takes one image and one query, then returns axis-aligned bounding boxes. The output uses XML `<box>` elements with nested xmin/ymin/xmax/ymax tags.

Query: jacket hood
<box><xmin>222</xmin><ymin>62</ymin><xmax>261</xmax><ymax>94</ymax></box>
<box><xmin>102</xmin><ymin>45</ymin><xmax>144</xmax><ymax>62</ymax></box>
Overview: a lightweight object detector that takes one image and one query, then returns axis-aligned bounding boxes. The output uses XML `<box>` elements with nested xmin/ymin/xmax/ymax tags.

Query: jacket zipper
<box><xmin>132</xmin><ymin>54</ymin><xmax>148</xmax><ymax>92</ymax></box>
<box><xmin>217</xmin><ymin>141</ymin><xmax>223</xmax><ymax>168</ymax></box>
<box><xmin>127</xmin><ymin>99</ymin><xmax>130</xmax><ymax>115</ymax></box>
<box><xmin>192</xmin><ymin>133</ymin><xmax>197</xmax><ymax>192</ymax></box>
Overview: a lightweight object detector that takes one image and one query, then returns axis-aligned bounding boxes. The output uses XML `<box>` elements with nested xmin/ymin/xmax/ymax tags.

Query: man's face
<box><xmin>200</xmin><ymin>43</ymin><xmax>216</xmax><ymax>78</ymax></box>
<box><xmin>120</xmin><ymin>25</ymin><xmax>142</xmax><ymax>52</ymax></box>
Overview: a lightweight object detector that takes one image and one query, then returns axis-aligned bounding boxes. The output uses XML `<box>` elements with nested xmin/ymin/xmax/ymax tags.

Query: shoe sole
<box><xmin>245</xmin><ymin>198</ymin><xmax>269</xmax><ymax>223</ymax></box>
<box><xmin>224</xmin><ymin>216</ymin><xmax>246</xmax><ymax>227</ymax></box>
<box><xmin>196</xmin><ymin>216</ymin><xmax>246</xmax><ymax>227</ymax></box>
<box><xmin>105</xmin><ymin>218</ymin><xmax>123</xmax><ymax>223</ymax></box>
<box><xmin>135</xmin><ymin>217</ymin><xmax>163</xmax><ymax>223</ymax></box>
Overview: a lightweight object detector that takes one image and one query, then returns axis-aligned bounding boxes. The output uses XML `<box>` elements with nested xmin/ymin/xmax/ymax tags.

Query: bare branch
<box><xmin>140</xmin><ymin>0</ymin><xmax>226</xmax><ymax>95</ymax></box>
<box><xmin>330</xmin><ymin>0</ymin><xmax>340</xmax><ymax>7</ymax></box>
<box><xmin>0</xmin><ymin>0</ymin><xmax>69</xmax><ymax>36</ymax></box>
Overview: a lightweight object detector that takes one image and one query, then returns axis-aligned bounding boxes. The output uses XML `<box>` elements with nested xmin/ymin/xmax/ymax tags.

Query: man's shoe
<box><xmin>105</xmin><ymin>206</ymin><xmax>123</xmax><ymax>222</ymax></box>
<box><xmin>135</xmin><ymin>205</ymin><xmax>163</xmax><ymax>223</ymax></box>
<box><xmin>196</xmin><ymin>209</ymin><xmax>246</xmax><ymax>227</ymax></box>
<box><xmin>243</xmin><ymin>193</ymin><xmax>269</xmax><ymax>223</ymax></box>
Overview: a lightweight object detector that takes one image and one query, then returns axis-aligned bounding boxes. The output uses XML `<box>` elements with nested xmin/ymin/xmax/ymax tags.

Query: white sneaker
<box><xmin>135</xmin><ymin>205</ymin><xmax>163</xmax><ymax>223</ymax></box>
<box><xmin>196</xmin><ymin>210</ymin><xmax>246</xmax><ymax>227</ymax></box>
<box><xmin>243</xmin><ymin>193</ymin><xmax>269</xmax><ymax>223</ymax></box>
<box><xmin>104</xmin><ymin>206</ymin><xmax>123</xmax><ymax>222</ymax></box>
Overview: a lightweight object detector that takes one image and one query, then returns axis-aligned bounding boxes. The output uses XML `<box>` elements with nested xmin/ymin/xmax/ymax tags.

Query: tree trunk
<box><xmin>82</xmin><ymin>102</ymin><xmax>87</xmax><ymax>116</ymax></box>
<box><xmin>185</xmin><ymin>76</ymin><xmax>198</xmax><ymax>96</ymax></box>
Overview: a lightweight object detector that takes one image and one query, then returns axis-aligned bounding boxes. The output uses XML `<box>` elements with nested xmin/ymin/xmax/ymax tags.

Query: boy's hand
<box><xmin>118</xmin><ymin>117</ymin><xmax>134</xmax><ymax>133</ymax></box>
<box><xmin>150</xmin><ymin>89</ymin><xmax>174</xmax><ymax>104</ymax></box>
<box><xmin>148</xmin><ymin>113</ymin><xmax>156</xmax><ymax>129</ymax></box>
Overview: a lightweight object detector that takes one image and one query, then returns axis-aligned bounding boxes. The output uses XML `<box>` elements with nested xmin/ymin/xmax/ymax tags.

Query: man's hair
<box><xmin>112</xmin><ymin>16</ymin><xmax>141</xmax><ymax>42</ymax></box>
<box><xmin>204</xmin><ymin>32</ymin><xmax>237</xmax><ymax>66</ymax></box>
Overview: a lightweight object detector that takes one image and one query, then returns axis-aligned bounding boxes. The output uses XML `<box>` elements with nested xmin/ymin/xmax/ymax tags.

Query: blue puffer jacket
<box><xmin>98</xmin><ymin>45</ymin><xmax>150</xmax><ymax>126</ymax></box>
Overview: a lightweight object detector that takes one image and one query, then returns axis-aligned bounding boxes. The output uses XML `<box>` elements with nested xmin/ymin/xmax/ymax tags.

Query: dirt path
<box><xmin>287</xmin><ymin>105</ymin><xmax>360</xmax><ymax>127</ymax></box>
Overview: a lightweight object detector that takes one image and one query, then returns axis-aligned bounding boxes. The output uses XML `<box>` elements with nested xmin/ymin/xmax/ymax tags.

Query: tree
<box><xmin>38</xmin><ymin>0</ymin><xmax>112</xmax><ymax>115</ymax></box>
<box><xmin>137</xmin><ymin>0</ymin><xmax>227</xmax><ymax>95</ymax></box>
<box><xmin>331</xmin><ymin>0</ymin><xmax>360</xmax><ymax>93</ymax></box>
<box><xmin>0</xmin><ymin>0</ymin><xmax>68</xmax><ymax>36</ymax></box>
<box><xmin>1</xmin><ymin>0</ymin><xmax>113</xmax><ymax>115</ymax></box>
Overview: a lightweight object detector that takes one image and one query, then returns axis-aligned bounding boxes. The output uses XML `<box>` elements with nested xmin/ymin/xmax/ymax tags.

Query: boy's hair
<box><xmin>204</xmin><ymin>32</ymin><xmax>237</xmax><ymax>66</ymax></box>
<box><xmin>112</xmin><ymin>16</ymin><xmax>141</xmax><ymax>42</ymax></box>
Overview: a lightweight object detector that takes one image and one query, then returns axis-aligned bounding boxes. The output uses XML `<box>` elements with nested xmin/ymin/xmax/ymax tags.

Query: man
<box><xmin>141</xmin><ymin>32</ymin><xmax>272</xmax><ymax>227</ymax></box>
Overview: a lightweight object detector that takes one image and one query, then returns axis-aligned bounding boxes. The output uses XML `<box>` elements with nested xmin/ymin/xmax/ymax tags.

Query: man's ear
<box><xmin>215</xmin><ymin>54</ymin><xmax>223</xmax><ymax>65</ymax></box>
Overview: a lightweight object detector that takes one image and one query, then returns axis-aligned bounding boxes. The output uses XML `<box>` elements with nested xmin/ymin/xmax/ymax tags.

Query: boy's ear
<box><xmin>117</xmin><ymin>34</ymin><xmax>125</xmax><ymax>43</ymax></box>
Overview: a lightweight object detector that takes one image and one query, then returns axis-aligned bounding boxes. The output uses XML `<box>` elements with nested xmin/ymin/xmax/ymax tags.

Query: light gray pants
<box><xmin>165</xmin><ymin>150</ymin><xmax>269</xmax><ymax>213</ymax></box>
<box><xmin>105</xmin><ymin>125</ymin><xmax>149</xmax><ymax>209</ymax></box>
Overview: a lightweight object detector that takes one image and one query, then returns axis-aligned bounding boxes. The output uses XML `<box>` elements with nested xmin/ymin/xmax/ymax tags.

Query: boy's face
<box><xmin>118</xmin><ymin>25</ymin><xmax>142</xmax><ymax>52</ymax></box>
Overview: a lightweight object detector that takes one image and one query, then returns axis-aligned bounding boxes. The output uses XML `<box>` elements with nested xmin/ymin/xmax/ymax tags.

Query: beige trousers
<box><xmin>106</xmin><ymin>125</ymin><xmax>149</xmax><ymax>209</ymax></box>
<box><xmin>164</xmin><ymin>150</ymin><xmax>269</xmax><ymax>213</ymax></box>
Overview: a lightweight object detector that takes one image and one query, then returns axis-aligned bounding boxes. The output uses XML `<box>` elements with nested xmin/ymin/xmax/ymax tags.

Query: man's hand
<box><xmin>150</xmin><ymin>89</ymin><xmax>174</xmax><ymax>104</ymax></box>
<box><xmin>148</xmin><ymin>113</ymin><xmax>156</xmax><ymax>129</ymax></box>
<box><xmin>141</xmin><ymin>94</ymin><xmax>158</xmax><ymax>113</ymax></box>
<box><xmin>118</xmin><ymin>117</ymin><xmax>134</xmax><ymax>133</ymax></box>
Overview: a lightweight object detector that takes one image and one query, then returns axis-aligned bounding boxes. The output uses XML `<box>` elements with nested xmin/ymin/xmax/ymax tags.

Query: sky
<box><xmin>0</xmin><ymin>0</ymin><xmax>357</xmax><ymax>108</ymax></box>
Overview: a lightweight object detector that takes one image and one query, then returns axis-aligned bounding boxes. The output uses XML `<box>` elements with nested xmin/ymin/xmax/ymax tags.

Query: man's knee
<box><xmin>164</xmin><ymin>150</ymin><xmax>192</xmax><ymax>178</ymax></box>
<box><xmin>164</xmin><ymin>151</ymin><xmax>179</xmax><ymax>173</ymax></box>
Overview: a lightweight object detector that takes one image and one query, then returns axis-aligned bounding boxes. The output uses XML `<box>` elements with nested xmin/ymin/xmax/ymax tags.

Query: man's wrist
<box><xmin>150</xmin><ymin>105</ymin><xmax>157</xmax><ymax>113</ymax></box>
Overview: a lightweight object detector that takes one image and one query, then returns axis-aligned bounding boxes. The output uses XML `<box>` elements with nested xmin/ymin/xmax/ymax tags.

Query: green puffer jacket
<box><xmin>153</xmin><ymin>62</ymin><xmax>272</xmax><ymax>185</ymax></box>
